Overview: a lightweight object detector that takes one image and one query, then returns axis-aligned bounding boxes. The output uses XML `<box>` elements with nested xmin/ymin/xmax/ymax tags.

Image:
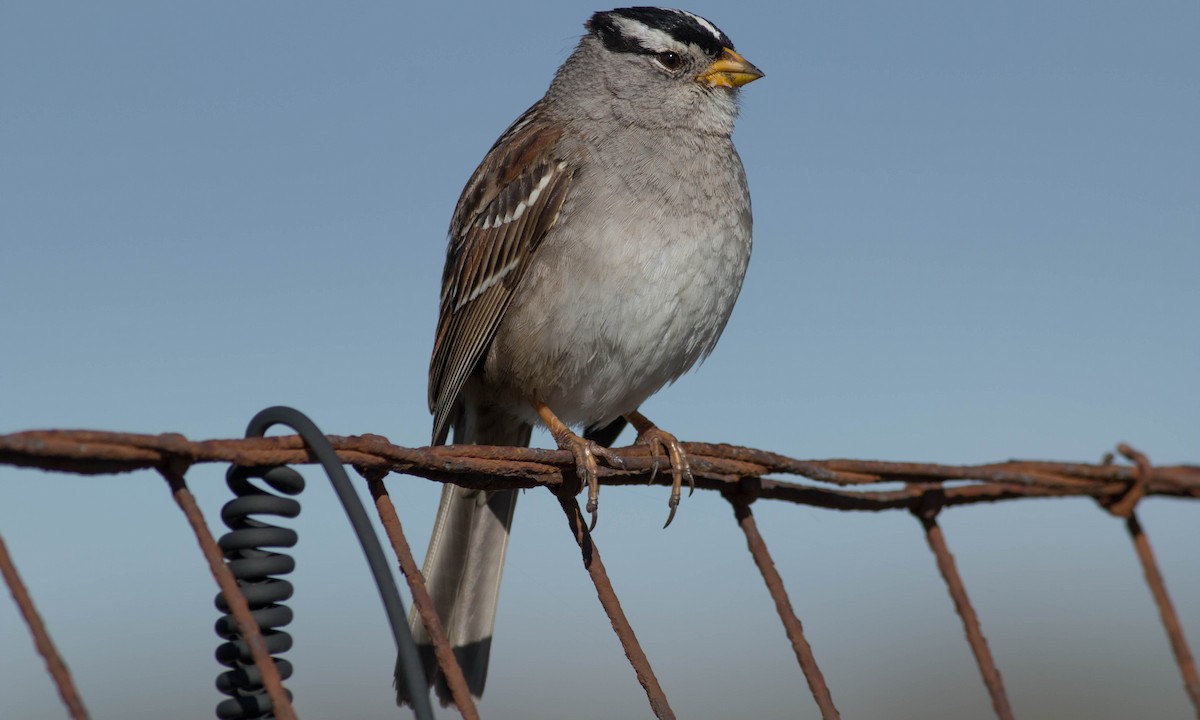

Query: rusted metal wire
<box><xmin>1104</xmin><ymin>446</ymin><xmax>1200</xmax><ymax>716</ymax></box>
<box><xmin>362</xmin><ymin>471</ymin><xmax>479</xmax><ymax>720</ymax></box>
<box><xmin>0</xmin><ymin>532</ymin><xmax>90</xmax><ymax>720</ymax></box>
<box><xmin>913</xmin><ymin>495</ymin><xmax>1014</xmax><ymax>720</ymax></box>
<box><xmin>1125</xmin><ymin>513</ymin><xmax>1200</xmax><ymax>717</ymax></box>
<box><xmin>3</xmin><ymin>431</ymin><xmax>1197</xmax><ymax>511</ymax></box>
<box><xmin>3</xmin><ymin>429</ymin><xmax>1199</xmax><ymax>718</ymax></box>
<box><xmin>555</xmin><ymin>487</ymin><xmax>675</xmax><ymax>720</ymax></box>
<box><xmin>723</xmin><ymin>479</ymin><xmax>840</xmax><ymax>719</ymax></box>
<box><xmin>160</xmin><ymin>466</ymin><xmax>297</xmax><ymax>720</ymax></box>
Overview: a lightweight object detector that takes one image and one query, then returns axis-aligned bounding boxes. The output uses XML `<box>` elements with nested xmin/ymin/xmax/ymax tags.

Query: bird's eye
<box><xmin>656</xmin><ymin>51</ymin><xmax>682</xmax><ymax>70</ymax></box>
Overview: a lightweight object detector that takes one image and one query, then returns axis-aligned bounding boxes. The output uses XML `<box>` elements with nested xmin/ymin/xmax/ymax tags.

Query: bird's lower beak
<box><xmin>698</xmin><ymin>47</ymin><xmax>764</xmax><ymax>88</ymax></box>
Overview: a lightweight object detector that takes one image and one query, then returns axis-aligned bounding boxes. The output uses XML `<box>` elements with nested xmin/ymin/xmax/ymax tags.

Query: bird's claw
<box><xmin>663</xmin><ymin>492</ymin><xmax>681</xmax><ymax>529</ymax></box>
<box><xmin>555</xmin><ymin>431</ymin><xmax>623</xmax><ymax>531</ymax></box>
<box><xmin>634</xmin><ymin>426</ymin><xmax>693</xmax><ymax>528</ymax></box>
<box><xmin>586</xmin><ymin>497</ymin><xmax>599</xmax><ymax>531</ymax></box>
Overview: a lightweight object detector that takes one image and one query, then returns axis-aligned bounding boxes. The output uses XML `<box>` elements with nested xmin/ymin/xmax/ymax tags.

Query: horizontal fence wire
<box><xmin>2</xmin><ymin>427</ymin><xmax>1199</xmax><ymax>719</ymax></box>
<box><xmin>2</xmin><ymin>430</ymin><xmax>1198</xmax><ymax>506</ymax></box>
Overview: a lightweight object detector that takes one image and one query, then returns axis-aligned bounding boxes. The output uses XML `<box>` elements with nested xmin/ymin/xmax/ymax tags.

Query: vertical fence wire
<box><xmin>364</xmin><ymin>471</ymin><xmax>480</xmax><ymax>719</ymax></box>
<box><xmin>914</xmin><ymin>505</ymin><xmax>1014</xmax><ymax>720</ymax></box>
<box><xmin>724</xmin><ymin>487</ymin><xmax>841</xmax><ymax>719</ymax></box>
<box><xmin>0</xmin><ymin>532</ymin><xmax>90</xmax><ymax>720</ymax></box>
<box><xmin>555</xmin><ymin>489</ymin><xmax>675</xmax><ymax>720</ymax></box>
<box><xmin>160</xmin><ymin>467</ymin><xmax>297</xmax><ymax>720</ymax></box>
<box><xmin>1107</xmin><ymin>445</ymin><xmax>1200</xmax><ymax>716</ymax></box>
<box><xmin>1125</xmin><ymin>513</ymin><xmax>1200</xmax><ymax>715</ymax></box>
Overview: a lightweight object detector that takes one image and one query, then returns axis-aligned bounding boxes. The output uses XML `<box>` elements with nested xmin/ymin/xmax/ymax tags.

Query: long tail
<box><xmin>397</xmin><ymin>402</ymin><xmax>531</xmax><ymax>707</ymax></box>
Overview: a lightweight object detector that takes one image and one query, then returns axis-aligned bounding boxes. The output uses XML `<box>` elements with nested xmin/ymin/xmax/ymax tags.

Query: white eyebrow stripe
<box><xmin>611</xmin><ymin>15</ymin><xmax>686</xmax><ymax>52</ymax></box>
<box><xmin>679</xmin><ymin>11</ymin><xmax>723</xmax><ymax>44</ymax></box>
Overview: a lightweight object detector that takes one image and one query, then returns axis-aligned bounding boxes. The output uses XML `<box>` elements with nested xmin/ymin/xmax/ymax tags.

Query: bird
<box><xmin>401</xmin><ymin>7</ymin><xmax>762</xmax><ymax>708</ymax></box>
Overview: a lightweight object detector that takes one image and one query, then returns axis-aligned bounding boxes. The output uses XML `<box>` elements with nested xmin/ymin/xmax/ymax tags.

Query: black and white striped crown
<box><xmin>587</xmin><ymin>7</ymin><xmax>733</xmax><ymax>58</ymax></box>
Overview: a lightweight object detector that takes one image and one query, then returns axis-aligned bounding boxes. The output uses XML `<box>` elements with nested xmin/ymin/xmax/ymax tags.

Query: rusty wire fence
<box><xmin>2</xmin><ymin>417</ymin><xmax>1199</xmax><ymax>720</ymax></box>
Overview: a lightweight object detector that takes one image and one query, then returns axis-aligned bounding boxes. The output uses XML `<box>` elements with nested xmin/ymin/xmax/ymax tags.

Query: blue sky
<box><xmin>2</xmin><ymin>2</ymin><xmax>1197</xmax><ymax>718</ymax></box>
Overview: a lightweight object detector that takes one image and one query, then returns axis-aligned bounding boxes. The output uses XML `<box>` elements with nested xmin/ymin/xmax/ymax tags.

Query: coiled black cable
<box><xmin>214</xmin><ymin>406</ymin><xmax>433</xmax><ymax>719</ymax></box>
<box><xmin>214</xmin><ymin>465</ymin><xmax>303</xmax><ymax>719</ymax></box>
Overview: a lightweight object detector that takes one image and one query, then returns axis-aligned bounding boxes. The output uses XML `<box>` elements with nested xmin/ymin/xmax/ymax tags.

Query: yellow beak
<box><xmin>698</xmin><ymin>47</ymin><xmax>764</xmax><ymax>88</ymax></box>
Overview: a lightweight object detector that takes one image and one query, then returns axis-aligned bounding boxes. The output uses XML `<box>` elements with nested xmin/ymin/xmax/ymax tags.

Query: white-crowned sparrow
<box><xmin>403</xmin><ymin>7</ymin><xmax>761</xmax><ymax>706</ymax></box>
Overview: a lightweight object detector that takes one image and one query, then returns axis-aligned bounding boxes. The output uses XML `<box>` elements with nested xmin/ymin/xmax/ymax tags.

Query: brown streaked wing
<box><xmin>428</xmin><ymin>105</ymin><xmax>572</xmax><ymax>444</ymax></box>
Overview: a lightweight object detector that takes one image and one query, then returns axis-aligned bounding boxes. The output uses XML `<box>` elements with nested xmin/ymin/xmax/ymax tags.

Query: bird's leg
<box><xmin>535</xmin><ymin>401</ymin><xmax>624</xmax><ymax>530</ymax></box>
<box><xmin>624</xmin><ymin>410</ymin><xmax>694</xmax><ymax>528</ymax></box>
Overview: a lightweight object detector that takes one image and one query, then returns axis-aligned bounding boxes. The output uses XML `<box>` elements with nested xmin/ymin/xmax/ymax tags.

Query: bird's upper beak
<box><xmin>698</xmin><ymin>47</ymin><xmax>764</xmax><ymax>88</ymax></box>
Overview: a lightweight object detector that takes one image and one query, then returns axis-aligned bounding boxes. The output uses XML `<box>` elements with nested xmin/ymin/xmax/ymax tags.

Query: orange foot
<box><xmin>626</xmin><ymin>410</ymin><xmax>694</xmax><ymax>528</ymax></box>
<box><xmin>536</xmin><ymin>401</ymin><xmax>624</xmax><ymax>530</ymax></box>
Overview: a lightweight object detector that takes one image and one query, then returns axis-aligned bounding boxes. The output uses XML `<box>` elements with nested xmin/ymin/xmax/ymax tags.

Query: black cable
<box><xmin>214</xmin><ymin>465</ymin><xmax>302</xmax><ymax>719</ymax></box>
<box><xmin>216</xmin><ymin>406</ymin><xmax>433</xmax><ymax>719</ymax></box>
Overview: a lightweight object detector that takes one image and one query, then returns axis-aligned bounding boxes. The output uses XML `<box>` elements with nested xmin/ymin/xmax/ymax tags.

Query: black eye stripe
<box><xmin>587</xmin><ymin>7</ymin><xmax>732</xmax><ymax>58</ymax></box>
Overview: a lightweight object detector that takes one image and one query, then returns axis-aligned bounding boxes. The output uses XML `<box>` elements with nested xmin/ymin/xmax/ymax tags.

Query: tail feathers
<box><xmin>397</xmin><ymin>405</ymin><xmax>530</xmax><ymax>708</ymax></box>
